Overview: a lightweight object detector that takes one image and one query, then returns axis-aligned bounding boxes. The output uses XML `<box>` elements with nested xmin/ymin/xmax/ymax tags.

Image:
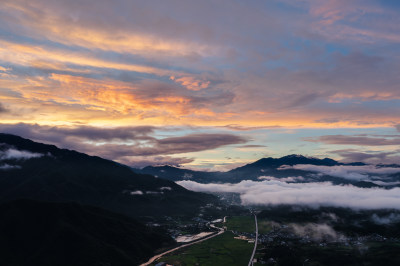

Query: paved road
<box><xmin>140</xmin><ymin>223</ymin><xmax>225</xmax><ymax>266</ymax></box>
<box><xmin>248</xmin><ymin>213</ymin><xmax>258</xmax><ymax>266</ymax></box>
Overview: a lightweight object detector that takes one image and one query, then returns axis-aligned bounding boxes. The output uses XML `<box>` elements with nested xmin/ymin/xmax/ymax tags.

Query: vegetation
<box><xmin>225</xmin><ymin>216</ymin><xmax>255</xmax><ymax>233</ymax></box>
<box><xmin>226</xmin><ymin>215</ymin><xmax>271</xmax><ymax>234</ymax></box>
<box><xmin>152</xmin><ymin>232</ymin><xmax>253</xmax><ymax>266</ymax></box>
<box><xmin>0</xmin><ymin>199</ymin><xmax>173</xmax><ymax>266</ymax></box>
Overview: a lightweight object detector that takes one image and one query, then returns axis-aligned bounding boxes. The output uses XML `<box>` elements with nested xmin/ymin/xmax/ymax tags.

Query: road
<box><xmin>140</xmin><ymin>223</ymin><xmax>225</xmax><ymax>266</ymax></box>
<box><xmin>248</xmin><ymin>213</ymin><xmax>258</xmax><ymax>266</ymax></box>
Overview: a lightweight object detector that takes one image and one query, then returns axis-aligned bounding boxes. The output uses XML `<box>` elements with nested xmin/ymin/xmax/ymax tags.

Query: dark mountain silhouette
<box><xmin>224</xmin><ymin>154</ymin><xmax>339</xmax><ymax>182</ymax></box>
<box><xmin>138</xmin><ymin>154</ymin><xmax>400</xmax><ymax>187</ymax></box>
<box><xmin>139</xmin><ymin>154</ymin><xmax>342</xmax><ymax>182</ymax></box>
<box><xmin>235</xmin><ymin>154</ymin><xmax>339</xmax><ymax>168</ymax></box>
<box><xmin>0</xmin><ymin>199</ymin><xmax>173</xmax><ymax>266</ymax></box>
<box><xmin>0</xmin><ymin>133</ymin><xmax>226</xmax><ymax>265</ymax></box>
<box><xmin>138</xmin><ymin>155</ymin><xmax>340</xmax><ymax>183</ymax></box>
<box><xmin>139</xmin><ymin>165</ymin><xmax>224</xmax><ymax>182</ymax></box>
<box><xmin>0</xmin><ymin>133</ymin><xmax>218</xmax><ymax>218</ymax></box>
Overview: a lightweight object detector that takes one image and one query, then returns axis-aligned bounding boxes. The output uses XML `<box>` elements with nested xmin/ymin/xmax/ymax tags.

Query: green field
<box><xmin>226</xmin><ymin>216</ymin><xmax>271</xmax><ymax>234</ymax></box>
<box><xmin>152</xmin><ymin>231</ymin><xmax>253</xmax><ymax>266</ymax></box>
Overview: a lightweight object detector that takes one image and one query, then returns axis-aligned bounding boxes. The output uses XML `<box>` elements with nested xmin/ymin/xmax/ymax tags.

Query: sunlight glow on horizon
<box><xmin>1</xmin><ymin>0</ymin><xmax>399</xmax><ymax>169</ymax></box>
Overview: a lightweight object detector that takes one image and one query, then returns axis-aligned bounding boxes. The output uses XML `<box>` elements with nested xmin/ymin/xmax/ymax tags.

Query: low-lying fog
<box><xmin>177</xmin><ymin>180</ymin><xmax>400</xmax><ymax>209</ymax></box>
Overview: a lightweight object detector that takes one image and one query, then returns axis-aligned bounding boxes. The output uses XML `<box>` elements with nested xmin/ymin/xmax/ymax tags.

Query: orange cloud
<box><xmin>1</xmin><ymin>1</ymin><xmax>399</xmax><ymax>130</ymax></box>
<box><xmin>0</xmin><ymin>66</ymin><xmax>11</xmax><ymax>72</ymax></box>
<box><xmin>170</xmin><ymin>76</ymin><xmax>210</xmax><ymax>91</ymax></box>
<box><xmin>1</xmin><ymin>1</ymin><xmax>219</xmax><ymax>58</ymax></box>
<box><xmin>8</xmin><ymin>73</ymin><xmax>222</xmax><ymax>123</ymax></box>
<box><xmin>1</xmin><ymin>66</ymin><xmax>398</xmax><ymax>129</ymax></box>
<box><xmin>0</xmin><ymin>40</ymin><xmax>180</xmax><ymax>76</ymax></box>
<box><xmin>0</xmin><ymin>68</ymin><xmax>397</xmax><ymax>128</ymax></box>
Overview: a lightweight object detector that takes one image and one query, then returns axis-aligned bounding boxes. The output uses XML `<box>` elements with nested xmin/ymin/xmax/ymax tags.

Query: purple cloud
<box><xmin>329</xmin><ymin>149</ymin><xmax>400</xmax><ymax>164</ymax></box>
<box><xmin>0</xmin><ymin>123</ymin><xmax>246</xmax><ymax>167</ymax></box>
<box><xmin>0</xmin><ymin>103</ymin><xmax>7</xmax><ymax>113</ymax></box>
<box><xmin>304</xmin><ymin>135</ymin><xmax>400</xmax><ymax>146</ymax></box>
<box><xmin>279</xmin><ymin>164</ymin><xmax>400</xmax><ymax>181</ymax></box>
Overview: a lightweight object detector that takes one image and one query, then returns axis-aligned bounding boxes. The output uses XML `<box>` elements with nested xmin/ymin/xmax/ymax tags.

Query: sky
<box><xmin>0</xmin><ymin>0</ymin><xmax>400</xmax><ymax>170</ymax></box>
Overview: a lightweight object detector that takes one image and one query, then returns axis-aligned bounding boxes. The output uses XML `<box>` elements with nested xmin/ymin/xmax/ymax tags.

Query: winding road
<box><xmin>248</xmin><ymin>213</ymin><xmax>258</xmax><ymax>266</ymax></box>
<box><xmin>141</xmin><ymin>214</ymin><xmax>257</xmax><ymax>266</ymax></box>
<box><xmin>140</xmin><ymin>223</ymin><xmax>224</xmax><ymax>266</ymax></box>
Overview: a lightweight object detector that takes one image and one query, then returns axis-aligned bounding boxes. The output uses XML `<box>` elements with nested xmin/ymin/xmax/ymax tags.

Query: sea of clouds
<box><xmin>177</xmin><ymin>180</ymin><xmax>400</xmax><ymax>210</ymax></box>
<box><xmin>279</xmin><ymin>164</ymin><xmax>400</xmax><ymax>181</ymax></box>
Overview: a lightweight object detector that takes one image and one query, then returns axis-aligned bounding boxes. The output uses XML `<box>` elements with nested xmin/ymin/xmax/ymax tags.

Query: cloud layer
<box><xmin>1</xmin><ymin>1</ymin><xmax>400</xmax><ymax>168</ymax></box>
<box><xmin>0</xmin><ymin>146</ymin><xmax>45</xmax><ymax>170</ymax></box>
<box><xmin>0</xmin><ymin>103</ymin><xmax>7</xmax><ymax>113</ymax></box>
<box><xmin>305</xmin><ymin>135</ymin><xmax>400</xmax><ymax>146</ymax></box>
<box><xmin>0</xmin><ymin>123</ymin><xmax>246</xmax><ymax>167</ymax></box>
<box><xmin>177</xmin><ymin>180</ymin><xmax>400</xmax><ymax>209</ymax></box>
<box><xmin>0</xmin><ymin>164</ymin><xmax>21</xmax><ymax>170</ymax></box>
<box><xmin>0</xmin><ymin>147</ymin><xmax>44</xmax><ymax>160</ymax></box>
<box><xmin>0</xmin><ymin>0</ymin><xmax>400</xmax><ymax>128</ymax></box>
<box><xmin>279</xmin><ymin>164</ymin><xmax>400</xmax><ymax>181</ymax></box>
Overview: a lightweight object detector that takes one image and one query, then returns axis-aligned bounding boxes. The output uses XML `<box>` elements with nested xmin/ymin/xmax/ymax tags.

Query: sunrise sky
<box><xmin>0</xmin><ymin>0</ymin><xmax>399</xmax><ymax>170</ymax></box>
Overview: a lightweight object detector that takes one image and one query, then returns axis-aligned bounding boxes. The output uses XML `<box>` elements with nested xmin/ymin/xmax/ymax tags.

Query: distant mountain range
<box><xmin>137</xmin><ymin>154</ymin><xmax>400</xmax><ymax>188</ymax></box>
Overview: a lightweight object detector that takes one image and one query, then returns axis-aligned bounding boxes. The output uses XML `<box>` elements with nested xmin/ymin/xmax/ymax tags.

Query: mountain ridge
<box><xmin>0</xmin><ymin>133</ymin><xmax>230</xmax><ymax>266</ymax></box>
<box><xmin>137</xmin><ymin>154</ymin><xmax>400</xmax><ymax>187</ymax></box>
<box><xmin>0</xmin><ymin>133</ymin><xmax>219</xmax><ymax>218</ymax></box>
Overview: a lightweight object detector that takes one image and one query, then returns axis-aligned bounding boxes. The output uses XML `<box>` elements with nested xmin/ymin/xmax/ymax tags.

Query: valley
<box><xmin>1</xmin><ymin>134</ymin><xmax>400</xmax><ymax>265</ymax></box>
<box><xmin>149</xmin><ymin>204</ymin><xmax>400</xmax><ymax>266</ymax></box>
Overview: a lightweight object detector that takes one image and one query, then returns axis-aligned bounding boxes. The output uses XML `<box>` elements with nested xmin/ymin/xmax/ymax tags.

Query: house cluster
<box><xmin>258</xmin><ymin>225</ymin><xmax>397</xmax><ymax>248</ymax></box>
<box><xmin>155</xmin><ymin>262</ymin><xmax>174</xmax><ymax>266</ymax></box>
